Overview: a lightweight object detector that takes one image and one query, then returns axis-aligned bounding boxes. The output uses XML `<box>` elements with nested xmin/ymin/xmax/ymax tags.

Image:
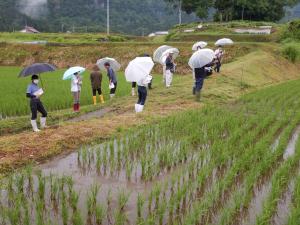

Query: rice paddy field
<box><xmin>0</xmin><ymin>67</ymin><xmax>134</xmax><ymax>118</ymax></box>
<box><xmin>1</xmin><ymin>78</ymin><xmax>300</xmax><ymax>224</ymax></box>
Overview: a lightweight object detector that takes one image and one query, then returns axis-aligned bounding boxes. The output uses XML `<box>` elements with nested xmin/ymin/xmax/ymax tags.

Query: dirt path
<box><xmin>0</xmin><ymin>50</ymin><xmax>299</xmax><ymax>176</ymax></box>
<box><xmin>68</xmin><ymin>107</ymin><xmax>113</xmax><ymax>122</ymax></box>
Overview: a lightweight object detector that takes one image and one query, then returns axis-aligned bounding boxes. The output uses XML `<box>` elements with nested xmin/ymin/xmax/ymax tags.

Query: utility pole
<box><xmin>178</xmin><ymin>0</ymin><xmax>182</xmax><ymax>25</ymax></box>
<box><xmin>107</xmin><ymin>0</ymin><xmax>110</xmax><ymax>35</ymax></box>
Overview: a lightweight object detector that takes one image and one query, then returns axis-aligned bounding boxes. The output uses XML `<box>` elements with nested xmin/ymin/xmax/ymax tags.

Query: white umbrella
<box><xmin>125</xmin><ymin>57</ymin><xmax>155</xmax><ymax>82</ymax></box>
<box><xmin>153</xmin><ymin>45</ymin><xmax>172</xmax><ymax>63</ymax></box>
<box><xmin>63</xmin><ymin>66</ymin><xmax>86</xmax><ymax>80</ymax></box>
<box><xmin>159</xmin><ymin>48</ymin><xmax>180</xmax><ymax>65</ymax></box>
<box><xmin>192</xmin><ymin>41</ymin><xmax>208</xmax><ymax>51</ymax></box>
<box><xmin>97</xmin><ymin>57</ymin><xmax>121</xmax><ymax>72</ymax></box>
<box><xmin>215</xmin><ymin>38</ymin><xmax>234</xmax><ymax>46</ymax></box>
<box><xmin>188</xmin><ymin>49</ymin><xmax>215</xmax><ymax>69</ymax></box>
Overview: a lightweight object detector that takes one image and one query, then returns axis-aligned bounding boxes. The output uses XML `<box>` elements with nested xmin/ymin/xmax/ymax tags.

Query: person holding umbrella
<box><xmin>63</xmin><ymin>66</ymin><xmax>85</xmax><ymax>112</ymax></box>
<box><xmin>26</xmin><ymin>75</ymin><xmax>47</xmax><ymax>132</ymax></box>
<box><xmin>165</xmin><ymin>52</ymin><xmax>175</xmax><ymax>88</ymax></box>
<box><xmin>189</xmin><ymin>49</ymin><xmax>215</xmax><ymax>101</ymax></box>
<box><xmin>214</xmin><ymin>38</ymin><xmax>233</xmax><ymax>73</ymax></box>
<box><xmin>104</xmin><ymin>62</ymin><xmax>118</xmax><ymax>99</ymax></box>
<box><xmin>19</xmin><ymin>63</ymin><xmax>56</xmax><ymax>132</ymax></box>
<box><xmin>90</xmin><ymin>65</ymin><xmax>104</xmax><ymax>105</ymax></box>
<box><xmin>71</xmin><ymin>72</ymin><xmax>82</xmax><ymax>112</ymax></box>
<box><xmin>125</xmin><ymin>56</ymin><xmax>155</xmax><ymax>113</ymax></box>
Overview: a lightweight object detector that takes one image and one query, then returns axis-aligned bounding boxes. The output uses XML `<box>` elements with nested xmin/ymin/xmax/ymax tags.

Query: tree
<box><xmin>165</xmin><ymin>0</ymin><xmax>300</xmax><ymax>22</ymax></box>
<box><xmin>165</xmin><ymin>0</ymin><xmax>214</xmax><ymax>19</ymax></box>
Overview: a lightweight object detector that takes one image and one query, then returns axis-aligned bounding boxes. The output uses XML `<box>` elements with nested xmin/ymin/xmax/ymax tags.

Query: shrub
<box><xmin>282</xmin><ymin>44</ymin><xmax>299</xmax><ymax>63</ymax></box>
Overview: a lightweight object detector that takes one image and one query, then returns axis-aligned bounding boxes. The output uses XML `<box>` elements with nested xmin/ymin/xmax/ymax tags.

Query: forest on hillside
<box><xmin>0</xmin><ymin>0</ymin><xmax>197</xmax><ymax>35</ymax></box>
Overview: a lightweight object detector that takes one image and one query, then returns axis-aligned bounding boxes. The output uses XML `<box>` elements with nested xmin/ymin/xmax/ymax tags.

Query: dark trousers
<box><xmin>132</xmin><ymin>82</ymin><xmax>136</xmax><ymax>88</ymax></box>
<box><xmin>193</xmin><ymin>78</ymin><xmax>204</xmax><ymax>94</ymax></box>
<box><xmin>30</xmin><ymin>98</ymin><xmax>47</xmax><ymax>120</ymax></box>
<box><xmin>110</xmin><ymin>82</ymin><xmax>117</xmax><ymax>94</ymax></box>
<box><xmin>137</xmin><ymin>86</ymin><xmax>147</xmax><ymax>105</ymax></box>
<box><xmin>92</xmin><ymin>88</ymin><xmax>102</xmax><ymax>96</ymax></box>
<box><xmin>215</xmin><ymin>61</ymin><xmax>221</xmax><ymax>73</ymax></box>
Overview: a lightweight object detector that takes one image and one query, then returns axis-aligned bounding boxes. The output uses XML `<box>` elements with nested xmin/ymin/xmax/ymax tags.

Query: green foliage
<box><xmin>167</xmin><ymin>0</ymin><xmax>300</xmax><ymax>22</ymax></box>
<box><xmin>282</xmin><ymin>44</ymin><xmax>300</xmax><ymax>63</ymax></box>
<box><xmin>281</xmin><ymin>19</ymin><xmax>300</xmax><ymax>41</ymax></box>
<box><xmin>0</xmin><ymin>0</ymin><xmax>197</xmax><ymax>35</ymax></box>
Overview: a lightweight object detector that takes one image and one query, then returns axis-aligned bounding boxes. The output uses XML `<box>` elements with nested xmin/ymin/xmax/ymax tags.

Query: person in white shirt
<box><xmin>71</xmin><ymin>72</ymin><xmax>82</xmax><ymax>112</ymax></box>
<box><xmin>214</xmin><ymin>46</ymin><xmax>224</xmax><ymax>73</ymax></box>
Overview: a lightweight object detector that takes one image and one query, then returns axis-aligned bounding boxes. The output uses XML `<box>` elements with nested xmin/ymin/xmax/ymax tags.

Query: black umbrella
<box><xmin>19</xmin><ymin>63</ymin><xmax>57</xmax><ymax>77</ymax></box>
<box><xmin>19</xmin><ymin>63</ymin><xmax>57</xmax><ymax>88</ymax></box>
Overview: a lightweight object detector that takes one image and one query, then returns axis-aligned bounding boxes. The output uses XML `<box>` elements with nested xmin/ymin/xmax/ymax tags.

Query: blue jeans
<box><xmin>193</xmin><ymin>78</ymin><xmax>204</xmax><ymax>94</ymax></box>
<box><xmin>137</xmin><ymin>86</ymin><xmax>147</xmax><ymax>105</ymax></box>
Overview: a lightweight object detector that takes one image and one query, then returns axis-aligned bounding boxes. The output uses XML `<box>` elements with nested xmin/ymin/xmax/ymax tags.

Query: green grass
<box><xmin>0</xmin><ymin>66</ymin><xmax>133</xmax><ymax>118</ymax></box>
<box><xmin>0</xmin><ymin>32</ymin><xmax>141</xmax><ymax>44</ymax></box>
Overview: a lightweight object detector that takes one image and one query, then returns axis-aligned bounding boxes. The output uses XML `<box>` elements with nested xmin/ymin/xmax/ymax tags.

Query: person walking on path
<box><xmin>26</xmin><ymin>74</ymin><xmax>47</xmax><ymax>132</ymax></box>
<box><xmin>193</xmin><ymin>66</ymin><xmax>208</xmax><ymax>102</ymax></box>
<box><xmin>71</xmin><ymin>72</ymin><xmax>82</xmax><ymax>112</ymax></box>
<box><xmin>165</xmin><ymin>52</ymin><xmax>175</xmax><ymax>88</ymax></box>
<box><xmin>214</xmin><ymin>46</ymin><xmax>224</xmax><ymax>73</ymax></box>
<box><xmin>135</xmin><ymin>74</ymin><xmax>152</xmax><ymax>113</ymax></box>
<box><xmin>105</xmin><ymin>62</ymin><xmax>118</xmax><ymax>99</ymax></box>
<box><xmin>90</xmin><ymin>65</ymin><xmax>104</xmax><ymax>105</ymax></box>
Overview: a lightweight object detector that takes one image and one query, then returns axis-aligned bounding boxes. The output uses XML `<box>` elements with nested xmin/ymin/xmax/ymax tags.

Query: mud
<box><xmin>283</xmin><ymin>125</ymin><xmax>300</xmax><ymax>160</ymax></box>
<box><xmin>241</xmin><ymin>180</ymin><xmax>272</xmax><ymax>225</ymax></box>
<box><xmin>68</xmin><ymin>108</ymin><xmax>112</xmax><ymax>122</ymax></box>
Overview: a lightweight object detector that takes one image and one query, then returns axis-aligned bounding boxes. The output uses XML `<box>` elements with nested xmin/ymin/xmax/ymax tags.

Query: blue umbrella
<box><xmin>63</xmin><ymin>67</ymin><xmax>86</xmax><ymax>80</ymax></box>
<box><xmin>18</xmin><ymin>63</ymin><xmax>57</xmax><ymax>77</ymax></box>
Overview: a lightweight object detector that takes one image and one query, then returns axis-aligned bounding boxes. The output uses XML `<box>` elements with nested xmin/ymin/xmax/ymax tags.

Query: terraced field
<box><xmin>1</xmin><ymin>78</ymin><xmax>300</xmax><ymax>224</ymax></box>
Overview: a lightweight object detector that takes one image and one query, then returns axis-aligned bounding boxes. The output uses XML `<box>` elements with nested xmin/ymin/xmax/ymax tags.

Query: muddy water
<box><xmin>272</xmin><ymin>181</ymin><xmax>294</xmax><ymax>225</ymax></box>
<box><xmin>40</xmin><ymin>151</ymin><xmax>148</xmax><ymax>224</ymax></box>
<box><xmin>272</xmin><ymin>166</ymin><xmax>300</xmax><ymax>225</ymax></box>
<box><xmin>283</xmin><ymin>125</ymin><xmax>300</xmax><ymax>160</ymax></box>
<box><xmin>241</xmin><ymin>181</ymin><xmax>272</xmax><ymax>225</ymax></box>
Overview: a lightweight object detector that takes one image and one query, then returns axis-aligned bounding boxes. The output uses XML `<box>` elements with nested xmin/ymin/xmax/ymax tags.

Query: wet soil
<box><xmin>68</xmin><ymin>108</ymin><xmax>112</xmax><ymax>122</ymax></box>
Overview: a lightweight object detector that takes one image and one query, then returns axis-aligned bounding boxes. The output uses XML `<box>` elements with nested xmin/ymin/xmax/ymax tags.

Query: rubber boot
<box><xmin>40</xmin><ymin>117</ymin><xmax>47</xmax><ymax>129</ymax></box>
<box><xmin>31</xmin><ymin>120</ymin><xmax>40</xmax><ymax>132</ymax></box>
<box><xmin>99</xmin><ymin>95</ymin><xmax>105</xmax><ymax>104</ymax></box>
<box><xmin>135</xmin><ymin>104</ymin><xmax>139</xmax><ymax>113</ymax></box>
<box><xmin>77</xmin><ymin>103</ymin><xmax>80</xmax><ymax>112</ymax></box>
<box><xmin>131</xmin><ymin>88</ymin><xmax>135</xmax><ymax>96</ymax></box>
<box><xmin>192</xmin><ymin>86</ymin><xmax>196</xmax><ymax>95</ymax></box>
<box><xmin>93</xmin><ymin>96</ymin><xmax>97</xmax><ymax>105</ymax></box>
<box><xmin>110</xmin><ymin>94</ymin><xmax>115</xmax><ymax>99</ymax></box>
<box><xmin>73</xmin><ymin>104</ymin><xmax>77</xmax><ymax>112</ymax></box>
<box><xmin>138</xmin><ymin>104</ymin><xmax>144</xmax><ymax>113</ymax></box>
<box><xmin>195</xmin><ymin>91</ymin><xmax>201</xmax><ymax>102</ymax></box>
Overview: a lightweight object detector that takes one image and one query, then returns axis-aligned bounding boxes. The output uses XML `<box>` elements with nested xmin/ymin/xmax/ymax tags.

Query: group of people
<box><xmin>26</xmin><ymin>45</ymin><xmax>225</xmax><ymax>132</ymax></box>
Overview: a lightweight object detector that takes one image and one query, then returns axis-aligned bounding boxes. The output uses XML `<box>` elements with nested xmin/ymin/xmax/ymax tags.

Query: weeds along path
<box><xmin>2</xmin><ymin>77</ymin><xmax>300</xmax><ymax>224</ymax></box>
<box><xmin>0</xmin><ymin>49</ymin><xmax>299</xmax><ymax>177</ymax></box>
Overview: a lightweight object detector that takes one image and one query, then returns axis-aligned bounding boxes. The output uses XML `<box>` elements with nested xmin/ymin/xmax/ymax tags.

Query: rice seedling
<box><xmin>95</xmin><ymin>204</ymin><xmax>106</xmax><ymax>225</ymax></box>
<box><xmin>72</xmin><ymin>210</ymin><xmax>84</xmax><ymax>225</ymax></box>
<box><xmin>61</xmin><ymin>190</ymin><xmax>69</xmax><ymax>225</ymax></box>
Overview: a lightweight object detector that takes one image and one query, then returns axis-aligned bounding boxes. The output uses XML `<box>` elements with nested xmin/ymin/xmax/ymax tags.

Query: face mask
<box><xmin>33</xmin><ymin>79</ymin><xmax>39</xmax><ymax>84</ymax></box>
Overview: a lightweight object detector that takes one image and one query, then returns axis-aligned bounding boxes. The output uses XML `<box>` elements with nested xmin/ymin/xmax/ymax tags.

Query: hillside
<box><xmin>0</xmin><ymin>0</ymin><xmax>198</xmax><ymax>35</ymax></box>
